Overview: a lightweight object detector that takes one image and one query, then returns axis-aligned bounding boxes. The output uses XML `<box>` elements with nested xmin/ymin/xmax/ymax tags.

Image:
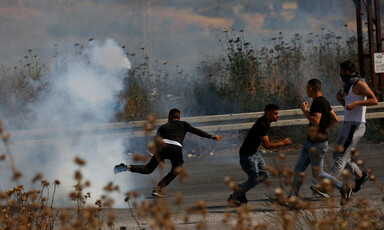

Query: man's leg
<box><xmin>344</xmin><ymin>124</ymin><xmax>365</xmax><ymax>175</ymax></box>
<box><xmin>232</xmin><ymin>153</ymin><xmax>261</xmax><ymax>201</ymax></box>
<box><xmin>130</xmin><ymin>153</ymin><xmax>162</xmax><ymax>174</ymax></box>
<box><xmin>291</xmin><ymin>140</ymin><xmax>311</xmax><ymax>197</ymax></box>
<box><xmin>256</xmin><ymin>153</ymin><xmax>269</xmax><ymax>184</ymax></box>
<box><xmin>308</xmin><ymin>141</ymin><xmax>346</xmax><ymax>200</ymax></box>
<box><xmin>309</xmin><ymin>141</ymin><xmax>343</xmax><ymax>190</ymax></box>
<box><xmin>156</xmin><ymin>150</ymin><xmax>184</xmax><ymax>189</ymax></box>
<box><xmin>331</xmin><ymin>123</ymin><xmax>365</xmax><ymax>179</ymax></box>
<box><xmin>344</xmin><ymin>123</ymin><xmax>369</xmax><ymax>192</ymax></box>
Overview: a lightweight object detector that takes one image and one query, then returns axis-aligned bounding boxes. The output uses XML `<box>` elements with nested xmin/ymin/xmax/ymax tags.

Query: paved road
<box><xmin>111</xmin><ymin>144</ymin><xmax>384</xmax><ymax>229</ymax></box>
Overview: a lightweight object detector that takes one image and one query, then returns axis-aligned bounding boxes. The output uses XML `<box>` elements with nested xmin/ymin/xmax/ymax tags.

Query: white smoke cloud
<box><xmin>0</xmin><ymin>38</ymin><xmax>143</xmax><ymax>207</ymax></box>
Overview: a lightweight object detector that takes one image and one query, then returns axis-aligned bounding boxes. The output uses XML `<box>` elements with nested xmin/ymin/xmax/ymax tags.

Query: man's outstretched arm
<box><xmin>260</xmin><ymin>136</ymin><xmax>292</xmax><ymax>149</ymax></box>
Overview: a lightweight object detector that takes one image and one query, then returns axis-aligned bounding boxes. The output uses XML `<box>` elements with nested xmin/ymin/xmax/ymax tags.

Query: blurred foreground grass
<box><xmin>0</xmin><ymin>116</ymin><xmax>384</xmax><ymax>230</ymax></box>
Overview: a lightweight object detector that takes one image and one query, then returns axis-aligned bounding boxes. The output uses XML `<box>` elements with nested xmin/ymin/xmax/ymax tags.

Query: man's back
<box><xmin>157</xmin><ymin>120</ymin><xmax>211</xmax><ymax>145</ymax></box>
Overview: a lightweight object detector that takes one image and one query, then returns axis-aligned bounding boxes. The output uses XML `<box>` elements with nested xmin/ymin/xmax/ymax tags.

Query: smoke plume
<box><xmin>0</xmin><ymin>38</ymin><xmax>143</xmax><ymax>207</ymax></box>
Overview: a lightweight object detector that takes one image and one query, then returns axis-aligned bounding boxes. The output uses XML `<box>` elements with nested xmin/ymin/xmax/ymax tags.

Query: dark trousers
<box><xmin>130</xmin><ymin>144</ymin><xmax>184</xmax><ymax>188</ymax></box>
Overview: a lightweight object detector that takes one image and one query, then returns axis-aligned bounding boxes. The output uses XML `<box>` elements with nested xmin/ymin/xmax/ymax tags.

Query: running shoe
<box><xmin>340</xmin><ymin>186</ymin><xmax>353</xmax><ymax>205</ymax></box>
<box><xmin>353</xmin><ymin>171</ymin><xmax>369</xmax><ymax>193</ymax></box>
<box><xmin>227</xmin><ymin>194</ymin><xmax>247</xmax><ymax>206</ymax></box>
<box><xmin>114</xmin><ymin>163</ymin><xmax>130</xmax><ymax>174</ymax></box>
<box><xmin>310</xmin><ymin>185</ymin><xmax>330</xmax><ymax>198</ymax></box>
<box><xmin>237</xmin><ymin>195</ymin><xmax>248</xmax><ymax>204</ymax></box>
<box><xmin>227</xmin><ymin>195</ymin><xmax>241</xmax><ymax>206</ymax></box>
<box><xmin>151</xmin><ymin>188</ymin><xmax>166</xmax><ymax>198</ymax></box>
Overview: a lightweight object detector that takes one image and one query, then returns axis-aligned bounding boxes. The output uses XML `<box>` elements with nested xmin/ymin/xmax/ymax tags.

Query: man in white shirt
<box><xmin>332</xmin><ymin>60</ymin><xmax>378</xmax><ymax>204</ymax></box>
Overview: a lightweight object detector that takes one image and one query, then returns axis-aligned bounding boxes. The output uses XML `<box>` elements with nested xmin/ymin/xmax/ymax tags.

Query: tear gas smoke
<box><xmin>0</xmin><ymin>38</ymin><xmax>147</xmax><ymax>208</ymax></box>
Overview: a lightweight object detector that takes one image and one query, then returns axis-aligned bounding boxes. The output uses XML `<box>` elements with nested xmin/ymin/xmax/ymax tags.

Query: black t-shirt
<box><xmin>308</xmin><ymin>96</ymin><xmax>332</xmax><ymax>142</ymax></box>
<box><xmin>239</xmin><ymin>116</ymin><xmax>270</xmax><ymax>156</ymax></box>
<box><xmin>156</xmin><ymin>120</ymin><xmax>212</xmax><ymax>145</ymax></box>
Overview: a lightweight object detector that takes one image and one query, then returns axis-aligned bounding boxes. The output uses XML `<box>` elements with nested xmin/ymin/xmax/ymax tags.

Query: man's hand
<box><xmin>211</xmin><ymin>135</ymin><xmax>223</xmax><ymax>141</ymax></box>
<box><xmin>300</xmin><ymin>102</ymin><xmax>308</xmax><ymax>113</ymax></box>
<box><xmin>346</xmin><ymin>102</ymin><xmax>356</xmax><ymax>111</ymax></box>
<box><xmin>282</xmin><ymin>138</ymin><xmax>292</xmax><ymax>145</ymax></box>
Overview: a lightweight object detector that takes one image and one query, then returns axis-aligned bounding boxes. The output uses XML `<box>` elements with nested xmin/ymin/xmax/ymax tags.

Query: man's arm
<box><xmin>185</xmin><ymin>122</ymin><xmax>223</xmax><ymax>141</ymax></box>
<box><xmin>260</xmin><ymin>136</ymin><xmax>292</xmax><ymax>149</ymax></box>
<box><xmin>336</xmin><ymin>90</ymin><xmax>345</xmax><ymax>107</ymax></box>
<box><xmin>301</xmin><ymin>101</ymin><xmax>321</xmax><ymax>126</ymax></box>
<box><xmin>326</xmin><ymin>110</ymin><xmax>338</xmax><ymax>129</ymax></box>
<box><xmin>346</xmin><ymin>81</ymin><xmax>378</xmax><ymax>111</ymax></box>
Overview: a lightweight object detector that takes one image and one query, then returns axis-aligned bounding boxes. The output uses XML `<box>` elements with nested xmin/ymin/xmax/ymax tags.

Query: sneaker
<box><xmin>233</xmin><ymin>185</ymin><xmax>247</xmax><ymax>203</ymax></box>
<box><xmin>151</xmin><ymin>188</ymin><xmax>166</xmax><ymax>198</ymax></box>
<box><xmin>353</xmin><ymin>171</ymin><xmax>369</xmax><ymax>193</ymax></box>
<box><xmin>278</xmin><ymin>195</ymin><xmax>300</xmax><ymax>210</ymax></box>
<box><xmin>310</xmin><ymin>186</ymin><xmax>330</xmax><ymax>198</ymax></box>
<box><xmin>227</xmin><ymin>195</ymin><xmax>241</xmax><ymax>206</ymax></box>
<box><xmin>340</xmin><ymin>186</ymin><xmax>353</xmax><ymax>205</ymax></box>
<box><xmin>114</xmin><ymin>163</ymin><xmax>130</xmax><ymax>174</ymax></box>
<box><xmin>237</xmin><ymin>195</ymin><xmax>248</xmax><ymax>204</ymax></box>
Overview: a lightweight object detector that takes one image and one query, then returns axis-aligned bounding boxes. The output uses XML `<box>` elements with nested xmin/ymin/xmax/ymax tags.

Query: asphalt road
<box><xmin>110</xmin><ymin>144</ymin><xmax>384</xmax><ymax>230</ymax></box>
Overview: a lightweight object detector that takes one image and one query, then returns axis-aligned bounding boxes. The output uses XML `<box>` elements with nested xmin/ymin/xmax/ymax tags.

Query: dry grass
<box><xmin>0</xmin><ymin>116</ymin><xmax>384</xmax><ymax>230</ymax></box>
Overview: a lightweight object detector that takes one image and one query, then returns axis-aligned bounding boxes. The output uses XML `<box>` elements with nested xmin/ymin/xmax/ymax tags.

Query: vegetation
<box><xmin>115</xmin><ymin>28</ymin><xmax>364</xmax><ymax>118</ymax></box>
<box><xmin>0</xmin><ymin>116</ymin><xmax>384</xmax><ymax>229</ymax></box>
<box><xmin>0</xmin><ymin>28</ymin><xmax>383</xmax><ymax>229</ymax></box>
<box><xmin>0</xmin><ymin>28</ymin><xmax>375</xmax><ymax>121</ymax></box>
<box><xmin>0</xmin><ymin>50</ymin><xmax>48</xmax><ymax>129</ymax></box>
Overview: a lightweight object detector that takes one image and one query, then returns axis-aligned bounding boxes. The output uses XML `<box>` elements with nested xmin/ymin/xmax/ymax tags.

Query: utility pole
<box><xmin>354</xmin><ymin>0</ymin><xmax>383</xmax><ymax>99</ymax></box>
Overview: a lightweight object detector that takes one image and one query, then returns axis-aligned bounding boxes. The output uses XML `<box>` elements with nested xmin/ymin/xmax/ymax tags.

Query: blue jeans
<box><xmin>292</xmin><ymin>140</ymin><xmax>342</xmax><ymax>196</ymax></box>
<box><xmin>233</xmin><ymin>152</ymin><xmax>269</xmax><ymax>200</ymax></box>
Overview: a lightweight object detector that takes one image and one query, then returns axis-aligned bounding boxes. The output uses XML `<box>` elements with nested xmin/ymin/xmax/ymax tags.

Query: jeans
<box><xmin>233</xmin><ymin>152</ymin><xmax>269</xmax><ymax>200</ymax></box>
<box><xmin>292</xmin><ymin>140</ymin><xmax>342</xmax><ymax>196</ymax></box>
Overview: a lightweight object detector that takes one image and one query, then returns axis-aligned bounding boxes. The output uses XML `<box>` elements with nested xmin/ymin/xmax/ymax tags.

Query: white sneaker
<box><xmin>310</xmin><ymin>185</ymin><xmax>330</xmax><ymax>198</ymax></box>
<box><xmin>151</xmin><ymin>188</ymin><xmax>166</xmax><ymax>198</ymax></box>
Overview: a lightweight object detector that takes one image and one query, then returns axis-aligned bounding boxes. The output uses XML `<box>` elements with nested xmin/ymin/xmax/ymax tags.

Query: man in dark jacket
<box><xmin>115</xmin><ymin>108</ymin><xmax>222</xmax><ymax>197</ymax></box>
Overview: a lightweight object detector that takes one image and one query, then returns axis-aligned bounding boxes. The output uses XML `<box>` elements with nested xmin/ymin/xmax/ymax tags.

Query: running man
<box><xmin>227</xmin><ymin>104</ymin><xmax>292</xmax><ymax>206</ymax></box>
<box><xmin>115</xmin><ymin>108</ymin><xmax>223</xmax><ymax>197</ymax></box>
<box><xmin>291</xmin><ymin>79</ymin><xmax>342</xmax><ymax>199</ymax></box>
<box><xmin>331</xmin><ymin>60</ymin><xmax>378</xmax><ymax>200</ymax></box>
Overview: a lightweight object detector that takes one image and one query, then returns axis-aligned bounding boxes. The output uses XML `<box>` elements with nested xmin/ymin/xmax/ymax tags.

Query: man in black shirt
<box><xmin>291</xmin><ymin>79</ymin><xmax>341</xmax><ymax>198</ymax></box>
<box><xmin>227</xmin><ymin>104</ymin><xmax>292</xmax><ymax>205</ymax></box>
<box><xmin>115</xmin><ymin>108</ymin><xmax>223</xmax><ymax>197</ymax></box>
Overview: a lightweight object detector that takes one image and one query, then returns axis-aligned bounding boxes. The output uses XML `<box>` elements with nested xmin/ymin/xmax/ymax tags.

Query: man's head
<box><xmin>264</xmin><ymin>104</ymin><xmax>279</xmax><ymax>123</ymax></box>
<box><xmin>168</xmin><ymin>108</ymin><xmax>181</xmax><ymax>120</ymax></box>
<box><xmin>306</xmin><ymin>78</ymin><xmax>322</xmax><ymax>97</ymax></box>
<box><xmin>340</xmin><ymin>60</ymin><xmax>356</xmax><ymax>83</ymax></box>
<box><xmin>340</xmin><ymin>60</ymin><xmax>356</xmax><ymax>74</ymax></box>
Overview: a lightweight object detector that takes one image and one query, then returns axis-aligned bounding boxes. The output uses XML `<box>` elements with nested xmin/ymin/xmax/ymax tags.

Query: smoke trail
<box><xmin>0</xmin><ymin>38</ymin><xmax>148</xmax><ymax>207</ymax></box>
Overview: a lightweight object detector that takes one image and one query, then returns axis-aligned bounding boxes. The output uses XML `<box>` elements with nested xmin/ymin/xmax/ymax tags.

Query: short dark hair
<box><xmin>168</xmin><ymin>108</ymin><xmax>180</xmax><ymax>120</ymax></box>
<box><xmin>340</xmin><ymin>60</ymin><xmax>356</xmax><ymax>73</ymax></box>
<box><xmin>264</xmin><ymin>104</ymin><xmax>279</xmax><ymax>112</ymax></box>
<box><xmin>308</xmin><ymin>78</ymin><xmax>322</xmax><ymax>92</ymax></box>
